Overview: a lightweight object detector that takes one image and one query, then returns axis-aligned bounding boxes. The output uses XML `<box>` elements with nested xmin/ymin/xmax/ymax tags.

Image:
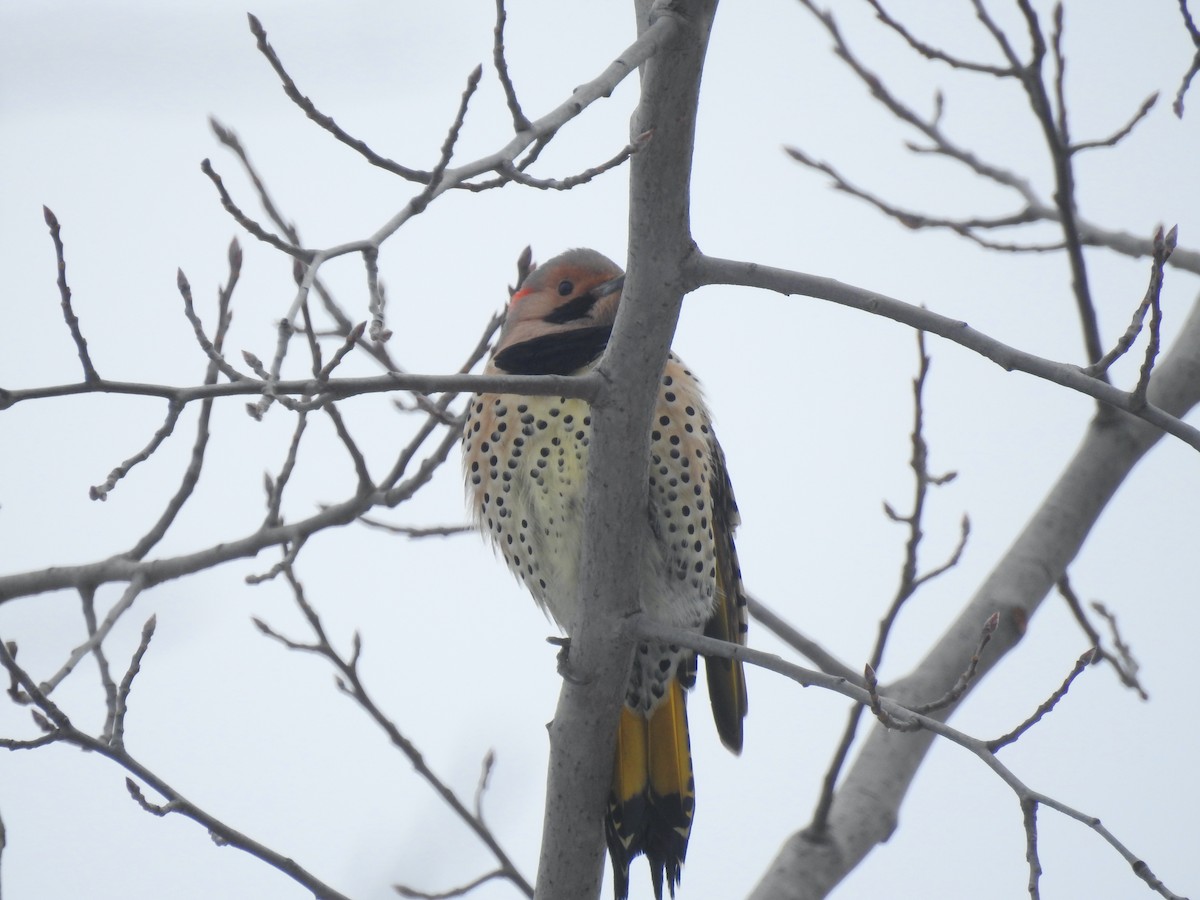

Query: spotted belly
<box><xmin>463</xmin><ymin>356</ymin><xmax>724</xmax><ymax>713</ymax></box>
<box><xmin>464</xmin><ymin>393</ymin><xmax>594</xmax><ymax>630</ymax></box>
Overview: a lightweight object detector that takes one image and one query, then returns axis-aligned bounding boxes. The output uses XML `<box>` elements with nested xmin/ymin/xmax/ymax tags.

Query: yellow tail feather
<box><xmin>606</xmin><ymin>681</ymin><xmax>694</xmax><ymax>900</ymax></box>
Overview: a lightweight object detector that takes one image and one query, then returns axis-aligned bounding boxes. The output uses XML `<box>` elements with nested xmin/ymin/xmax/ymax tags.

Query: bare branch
<box><xmin>744</xmin><ymin>289</ymin><xmax>1200</xmax><ymax>898</ymax></box>
<box><xmin>200</xmin><ymin>159</ymin><xmax>310</xmax><ymax>260</ymax></box>
<box><xmin>1</xmin><ymin>634</ymin><xmax>354</xmax><ymax>899</ymax></box>
<box><xmin>111</xmin><ymin>616</ymin><xmax>157</xmax><ymax>750</ymax></box>
<box><xmin>813</xmin><ymin>331</ymin><xmax>963</xmax><ymax>835</ymax></box>
<box><xmin>264</xmin><ymin>412</ymin><xmax>309</xmax><ymax>528</ymax></box>
<box><xmin>323</xmin><ymin>401</ymin><xmax>374</xmax><ymax>493</ymax></box>
<box><xmin>499</xmin><ymin>130</ymin><xmax>652</xmax><ymax>190</ymax></box>
<box><xmin>787</xmin><ymin>136</ymin><xmax>1200</xmax><ymax>276</ymax></box>
<box><xmin>492</xmin><ymin>0</ymin><xmax>531</xmax><ymax>131</ymax></box>
<box><xmin>43</xmin><ymin>207</ymin><xmax>99</xmax><ymax>382</ymax></box>
<box><xmin>208</xmin><ymin>120</ymin><xmax>412</xmax><ymax>377</ymax></box>
<box><xmin>0</xmin><ymin>639</ymin><xmax>72</xmax><ymax>730</ymax></box>
<box><xmin>361</xmin><ymin>248</ymin><xmax>391</xmax><ymax>345</ymax></box>
<box><xmin>394</xmin><ymin>870</ymin><xmax>508</xmax><ymax>899</ymax></box>
<box><xmin>254</xmin><ymin>566</ymin><xmax>534</xmax><ymax>897</ymax></box>
<box><xmin>987</xmin><ymin>648</ymin><xmax>1095</xmax><ymax>752</ymax></box>
<box><xmin>1057</xmin><ymin>575</ymin><xmax>1147</xmax><ymax>699</ymax></box>
<box><xmin>245</xmin><ymin>538</ymin><xmax>307</xmax><ymax>586</ymax></box>
<box><xmin>209</xmin><ymin>119</ymin><xmax>302</xmax><ymax>242</ymax></box>
<box><xmin>911</xmin><ymin>611</ymin><xmax>999</xmax><ymax>715</ymax></box>
<box><xmin>1086</xmin><ymin>226</ymin><xmax>1176</xmax><ymax>379</ymax></box>
<box><xmin>247</xmin><ymin>14</ymin><xmax>431</xmax><ymax>182</ymax></box>
<box><xmin>1023</xmin><ymin>798</ymin><xmax>1043</xmax><ymax>900</ymax></box>
<box><xmin>693</xmin><ymin>254</ymin><xmax>1200</xmax><ymax>452</ymax></box>
<box><xmin>1131</xmin><ymin>227</ymin><xmax>1177</xmax><ymax>408</ymax></box>
<box><xmin>1091</xmin><ymin>600</ymin><xmax>1146</xmax><ymax>694</ymax></box>
<box><xmin>1175</xmin><ymin>0</ymin><xmax>1200</xmax><ymax>116</ymax></box>
<box><xmin>793</xmin><ymin>2</ymin><xmax>1038</xmax><ymax>197</ymax></box>
<box><xmin>746</xmin><ymin>594</ymin><xmax>862</xmax><ymax>685</ymax></box>
<box><xmin>80</xmin><ymin>587</ymin><xmax>118</xmax><ymax>737</ymax></box>
<box><xmin>90</xmin><ymin>401</ymin><xmax>185</xmax><ymax>501</ymax></box>
<box><xmin>640</xmin><ymin>622</ymin><xmax>1189</xmax><ymax>900</ymax></box>
<box><xmin>1072</xmin><ymin>92</ymin><xmax>1158</xmax><ymax>152</ymax></box>
<box><xmin>175</xmin><ymin>268</ymin><xmax>247</xmax><ymax>384</ymax></box>
<box><xmin>355</xmin><ymin>517</ymin><xmax>473</xmax><ymax>539</ymax></box>
<box><xmin>1012</xmin><ymin>1</ymin><xmax>1103</xmax><ymax>366</ymax></box>
<box><xmin>126</xmin><ymin>254</ymin><xmax>238</xmax><ymax>560</ymax></box>
<box><xmin>1</xmin><ymin>364</ymin><xmax>597</xmax><ymax>411</ymax></box>
<box><xmin>39</xmin><ymin>576</ymin><xmax>147</xmax><ymax>696</ymax></box>
<box><xmin>863</xmin><ymin>664</ymin><xmax>920</xmax><ymax>732</ymax></box>
<box><xmin>864</xmin><ymin>0</ymin><xmax>1014</xmax><ymax>75</ymax></box>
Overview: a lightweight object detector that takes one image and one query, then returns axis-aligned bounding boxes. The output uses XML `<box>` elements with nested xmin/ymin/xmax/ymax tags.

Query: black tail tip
<box><xmin>648</xmin><ymin>856</ymin><xmax>682</xmax><ymax>900</ymax></box>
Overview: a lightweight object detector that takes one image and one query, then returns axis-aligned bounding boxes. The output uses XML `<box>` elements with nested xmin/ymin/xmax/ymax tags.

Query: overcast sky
<box><xmin>1</xmin><ymin>2</ymin><xmax>1198</xmax><ymax>899</ymax></box>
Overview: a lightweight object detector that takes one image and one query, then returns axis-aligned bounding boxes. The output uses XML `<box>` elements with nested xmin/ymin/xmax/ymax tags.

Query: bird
<box><xmin>462</xmin><ymin>248</ymin><xmax>748</xmax><ymax>899</ymax></box>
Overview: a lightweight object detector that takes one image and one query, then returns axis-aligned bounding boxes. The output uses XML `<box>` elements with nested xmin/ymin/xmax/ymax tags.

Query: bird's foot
<box><xmin>547</xmin><ymin>636</ymin><xmax>591</xmax><ymax>685</ymax></box>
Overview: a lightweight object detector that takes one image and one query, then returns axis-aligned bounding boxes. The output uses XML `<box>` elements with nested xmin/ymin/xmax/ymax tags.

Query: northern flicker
<box><xmin>462</xmin><ymin>248</ymin><xmax>748</xmax><ymax>899</ymax></box>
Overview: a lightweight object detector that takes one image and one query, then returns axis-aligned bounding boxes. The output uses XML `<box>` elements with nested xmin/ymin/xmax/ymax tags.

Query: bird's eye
<box><xmin>557</xmin><ymin>279</ymin><xmax>574</xmax><ymax>296</ymax></box>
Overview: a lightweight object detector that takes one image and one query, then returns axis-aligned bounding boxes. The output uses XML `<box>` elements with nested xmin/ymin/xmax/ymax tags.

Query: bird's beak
<box><xmin>595</xmin><ymin>274</ymin><xmax>625</xmax><ymax>299</ymax></box>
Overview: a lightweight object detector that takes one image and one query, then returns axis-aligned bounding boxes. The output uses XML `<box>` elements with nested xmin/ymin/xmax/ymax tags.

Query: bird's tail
<box><xmin>605</xmin><ymin>678</ymin><xmax>695</xmax><ymax>900</ymax></box>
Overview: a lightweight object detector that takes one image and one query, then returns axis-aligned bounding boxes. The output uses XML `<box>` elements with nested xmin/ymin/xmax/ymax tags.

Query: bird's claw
<box><xmin>547</xmin><ymin>636</ymin><xmax>591</xmax><ymax>685</ymax></box>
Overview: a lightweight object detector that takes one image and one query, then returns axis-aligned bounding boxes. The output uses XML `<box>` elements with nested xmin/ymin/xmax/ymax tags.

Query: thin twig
<box><xmin>911</xmin><ymin>611</ymin><xmax>998</xmax><ymax>715</ymax></box>
<box><xmin>394</xmin><ymin>870</ymin><xmax>507</xmax><ymax>899</ymax></box>
<box><xmin>39</xmin><ymin>577</ymin><xmax>147</xmax><ymax>696</ymax></box>
<box><xmin>1011</xmin><ymin>1</ymin><xmax>1103</xmax><ymax>367</ymax></box>
<box><xmin>1132</xmin><ymin>226</ymin><xmax>1177</xmax><ymax>408</ymax></box>
<box><xmin>1174</xmin><ymin>0</ymin><xmax>1200</xmax><ymax>116</ymax></box>
<box><xmin>0</xmin><ymin>634</ymin><xmax>354</xmax><ymax>898</ymax></box>
<box><xmin>245</xmin><ymin>538</ymin><xmax>307</xmax><ymax>585</ymax></box>
<box><xmin>176</xmin><ymin>269</ymin><xmax>246</xmax><ymax>383</ymax></box>
<box><xmin>473</xmin><ymin>750</ymin><xmax>495</xmax><ymax>820</ymax></box>
<box><xmin>812</xmin><ymin>331</ymin><xmax>964</xmax><ymax>834</ymax></box>
<box><xmin>745</xmin><ymin>594</ymin><xmax>862</xmax><ymax>685</ymax></box>
<box><xmin>126</xmin><ymin>248</ymin><xmax>239</xmax><ymax>560</ymax></box>
<box><xmin>1072</xmin><ymin>92</ymin><xmax>1158</xmax><ymax>152</ymax></box>
<box><xmin>863</xmin><ymin>663</ymin><xmax>920</xmax><ymax>732</ymax></box>
<box><xmin>247</xmin><ymin>317</ymin><xmax>296</xmax><ymax>421</ymax></box>
<box><xmin>264</xmin><ymin>412</ymin><xmax>309</xmax><ymax>528</ymax></box>
<box><xmin>356</xmin><ymin>517</ymin><xmax>474</xmax><ymax>539</ymax></box>
<box><xmin>1057</xmin><ymin>578</ymin><xmax>1147</xmax><ymax>698</ymax></box>
<box><xmin>0</xmin><ymin>804</ymin><xmax>7</xmax><ymax>888</ymax></box>
<box><xmin>1091</xmin><ymin>601</ymin><xmax>1146</xmax><ymax>695</ymax></box>
<box><xmin>1086</xmin><ymin>226</ymin><xmax>1176</xmax><ymax>379</ymax></box>
<box><xmin>693</xmin><ymin>254</ymin><xmax>1200</xmax><ymax>453</ymax></box>
<box><xmin>200</xmin><ymin>160</ymin><xmax>311</xmax><ymax>260</ymax></box>
<box><xmin>90</xmin><ymin>401</ymin><xmax>185</xmax><ymax>501</ymax></box>
<box><xmin>865</xmin><ymin>0</ymin><xmax>1014</xmax><ymax>75</ymax></box>
<box><xmin>319</xmin><ymin>322</ymin><xmax>366</xmax><ymax>381</ymax></box>
<box><xmin>1023</xmin><ymin>798</ymin><xmax>1043</xmax><ymax>899</ymax></box>
<box><xmin>111</xmin><ymin>615</ymin><xmax>157</xmax><ymax>750</ymax></box>
<box><xmin>323</xmin><ymin>401</ymin><xmax>374</xmax><ymax>493</ymax></box>
<box><xmin>247</xmin><ymin>14</ymin><xmax>431</xmax><ymax>182</ymax></box>
<box><xmin>208</xmin><ymin>119</ymin><xmax>410</xmax><ymax>376</ymax></box>
<box><xmin>43</xmin><ymin>207</ymin><xmax>99</xmax><ymax>382</ymax></box>
<box><xmin>80</xmin><ymin>587</ymin><xmax>118</xmax><ymax>737</ymax></box>
<box><xmin>498</xmin><ymin>131</ymin><xmax>652</xmax><ymax>190</ymax></box>
<box><xmin>987</xmin><ymin>648</ymin><xmax>1095</xmax><ymax>752</ymax></box>
<box><xmin>92</xmin><ymin>247</ymin><xmax>235</xmax><ymax>505</ymax></box>
<box><xmin>363</xmin><ymin>248</ymin><xmax>391</xmax><ymax>344</ymax></box>
<box><xmin>639</xmin><ymin>620</ymin><xmax>1190</xmax><ymax>900</ymax></box>
<box><xmin>492</xmin><ymin>0</ymin><xmax>531</xmax><ymax>131</ymax></box>
<box><xmin>255</xmin><ymin>567</ymin><xmax>534</xmax><ymax>897</ymax></box>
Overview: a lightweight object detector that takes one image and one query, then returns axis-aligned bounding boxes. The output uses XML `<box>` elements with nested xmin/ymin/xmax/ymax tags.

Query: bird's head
<box><xmin>491</xmin><ymin>248</ymin><xmax>625</xmax><ymax>376</ymax></box>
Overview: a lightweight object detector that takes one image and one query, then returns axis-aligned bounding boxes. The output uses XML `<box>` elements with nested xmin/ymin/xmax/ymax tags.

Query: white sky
<box><xmin>1</xmin><ymin>2</ymin><xmax>1197</xmax><ymax>899</ymax></box>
